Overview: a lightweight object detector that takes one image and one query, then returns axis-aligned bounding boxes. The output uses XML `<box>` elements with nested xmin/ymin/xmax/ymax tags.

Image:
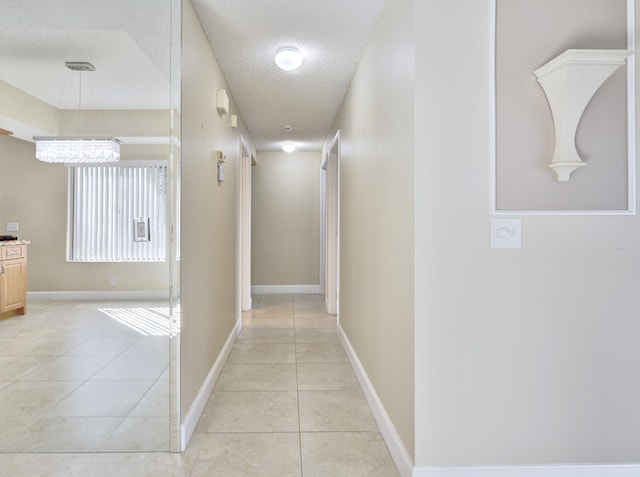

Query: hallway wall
<box><xmin>329</xmin><ymin>0</ymin><xmax>415</xmax><ymax>460</ymax></box>
<box><xmin>415</xmin><ymin>0</ymin><xmax>640</xmax><ymax>467</ymax></box>
<box><xmin>181</xmin><ymin>0</ymin><xmax>253</xmax><ymax>423</ymax></box>
<box><xmin>251</xmin><ymin>151</ymin><xmax>321</xmax><ymax>288</ymax></box>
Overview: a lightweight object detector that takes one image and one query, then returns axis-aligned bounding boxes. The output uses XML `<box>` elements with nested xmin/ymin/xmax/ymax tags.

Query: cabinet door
<box><xmin>0</xmin><ymin>259</ymin><xmax>25</xmax><ymax>313</ymax></box>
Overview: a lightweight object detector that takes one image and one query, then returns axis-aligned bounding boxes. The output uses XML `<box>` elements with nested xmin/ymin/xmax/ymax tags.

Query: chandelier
<box><xmin>34</xmin><ymin>62</ymin><xmax>121</xmax><ymax>164</ymax></box>
<box><xmin>34</xmin><ymin>137</ymin><xmax>121</xmax><ymax>163</ymax></box>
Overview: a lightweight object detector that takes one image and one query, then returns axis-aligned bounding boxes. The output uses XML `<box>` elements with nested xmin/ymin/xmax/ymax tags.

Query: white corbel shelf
<box><xmin>533</xmin><ymin>49</ymin><xmax>633</xmax><ymax>182</ymax></box>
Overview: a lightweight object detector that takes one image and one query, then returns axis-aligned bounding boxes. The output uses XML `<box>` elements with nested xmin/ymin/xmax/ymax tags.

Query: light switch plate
<box><xmin>491</xmin><ymin>219</ymin><xmax>521</xmax><ymax>249</ymax></box>
<box><xmin>6</xmin><ymin>222</ymin><xmax>18</xmax><ymax>232</ymax></box>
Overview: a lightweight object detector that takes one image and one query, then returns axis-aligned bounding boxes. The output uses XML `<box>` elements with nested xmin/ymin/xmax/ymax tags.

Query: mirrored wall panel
<box><xmin>0</xmin><ymin>0</ymin><xmax>181</xmax><ymax>452</ymax></box>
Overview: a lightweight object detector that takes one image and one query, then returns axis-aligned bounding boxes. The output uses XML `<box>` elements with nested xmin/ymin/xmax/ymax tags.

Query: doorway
<box><xmin>240</xmin><ymin>140</ymin><xmax>253</xmax><ymax>312</ymax></box>
<box><xmin>322</xmin><ymin>131</ymin><xmax>340</xmax><ymax>316</ymax></box>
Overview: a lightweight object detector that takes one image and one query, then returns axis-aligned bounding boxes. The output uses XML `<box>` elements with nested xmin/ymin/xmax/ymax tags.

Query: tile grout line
<box><xmin>292</xmin><ymin>295</ymin><xmax>304</xmax><ymax>476</ymax></box>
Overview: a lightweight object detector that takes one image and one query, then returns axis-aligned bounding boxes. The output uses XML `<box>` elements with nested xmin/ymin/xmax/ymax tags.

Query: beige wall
<box><xmin>180</xmin><ymin>0</ymin><xmax>253</xmax><ymax>419</ymax></box>
<box><xmin>251</xmin><ymin>151</ymin><xmax>320</xmax><ymax>286</ymax></box>
<box><xmin>496</xmin><ymin>0</ymin><xmax>628</xmax><ymax>210</ymax></box>
<box><xmin>416</xmin><ymin>0</ymin><xmax>640</xmax><ymax>466</ymax></box>
<box><xmin>330</xmin><ymin>0</ymin><xmax>415</xmax><ymax>460</ymax></box>
<box><xmin>0</xmin><ymin>135</ymin><xmax>169</xmax><ymax>291</ymax></box>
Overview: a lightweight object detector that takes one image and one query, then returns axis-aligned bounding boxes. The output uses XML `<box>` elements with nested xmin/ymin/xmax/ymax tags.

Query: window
<box><xmin>68</xmin><ymin>161</ymin><xmax>167</xmax><ymax>262</ymax></box>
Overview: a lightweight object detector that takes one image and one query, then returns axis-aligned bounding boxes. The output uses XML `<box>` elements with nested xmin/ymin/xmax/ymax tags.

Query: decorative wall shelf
<box><xmin>533</xmin><ymin>49</ymin><xmax>633</xmax><ymax>182</ymax></box>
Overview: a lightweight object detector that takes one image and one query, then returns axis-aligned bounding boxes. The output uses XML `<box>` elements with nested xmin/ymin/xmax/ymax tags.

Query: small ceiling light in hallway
<box><xmin>275</xmin><ymin>48</ymin><xmax>303</xmax><ymax>71</ymax></box>
<box><xmin>282</xmin><ymin>143</ymin><xmax>296</xmax><ymax>153</ymax></box>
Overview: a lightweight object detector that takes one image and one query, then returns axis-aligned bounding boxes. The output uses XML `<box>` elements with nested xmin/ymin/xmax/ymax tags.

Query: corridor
<box><xmin>0</xmin><ymin>294</ymin><xmax>400</xmax><ymax>476</ymax></box>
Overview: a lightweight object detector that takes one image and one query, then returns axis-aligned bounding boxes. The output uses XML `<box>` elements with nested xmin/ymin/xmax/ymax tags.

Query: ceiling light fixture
<box><xmin>275</xmin><ymin>48</ymin><xmax>303</xmax><ymax>71</ymax></box>
<box><xmin>34</xmin><ymin>62</ymin><xmax>121</xmax><ymax>164</ymax></box>
<box><xmin>282</xmin><ymin>143</ymin><xmax>296</xmax><ymax>153</ymax></box>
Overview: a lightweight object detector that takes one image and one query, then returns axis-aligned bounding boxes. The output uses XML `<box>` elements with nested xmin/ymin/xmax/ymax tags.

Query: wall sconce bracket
<box><xmin>534</xmin><ymin>49</ymin><xmax>633</xmax><ymax>182</ymax></box>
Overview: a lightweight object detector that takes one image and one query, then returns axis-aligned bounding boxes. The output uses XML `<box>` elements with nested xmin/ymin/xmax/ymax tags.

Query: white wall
<box><xmin>415</xmin><ymin>0</ymin><xmax>640</xmax><ymax>466</ymax></box>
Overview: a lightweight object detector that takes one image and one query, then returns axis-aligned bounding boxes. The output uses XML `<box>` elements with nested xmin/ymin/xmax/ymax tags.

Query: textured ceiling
<box><xmin>0</xmin><ymin>0</ymin><xmax>385</xmax><ymax>151</ymax></box>
<box><xmin>192</xmin><ymin>0</ymin><xmax>386</xmax><ymax>151</ymax></box>
<box><xmin>0</xmin><ymin>0</ymin><xmax>172</xmax><ymax>112</ymax></box>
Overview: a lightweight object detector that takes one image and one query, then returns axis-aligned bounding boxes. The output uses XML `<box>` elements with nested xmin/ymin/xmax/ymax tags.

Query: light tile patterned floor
<box><xmin>0</xmin><ymin>294</ymin><xmax>400</xmax><ymax>476</ymax></box>
<box><xmin>190</xmin><ymin>294</ymin><xmax>399</xmax><ymax>477</ymax></box>
<box><xmin>0</xmin><ymin>299</ymin><xmax>171</xmax><ymax>453</ymax></box>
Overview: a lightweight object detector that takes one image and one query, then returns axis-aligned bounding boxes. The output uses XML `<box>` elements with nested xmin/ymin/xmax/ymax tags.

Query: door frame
<box><xmin>240</xmin><ymin>137</ymin><xmax>253</xmax><ymax>311</ymax></box>
<box><xmin>321</xmin><ymin>130</ymin><xmax>340</xmax><ymax>315</ymax></box>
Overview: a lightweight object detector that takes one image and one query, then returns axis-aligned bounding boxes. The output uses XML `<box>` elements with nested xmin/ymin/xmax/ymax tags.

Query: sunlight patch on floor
<box><xmin>98</xmin><ymin>306</ymin><xmax>180</xmax><ymax>336</ymax></box>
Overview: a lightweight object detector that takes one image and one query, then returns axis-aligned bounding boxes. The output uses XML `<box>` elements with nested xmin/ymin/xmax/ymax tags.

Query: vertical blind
<box><xmin>69</xmin><ymin>162</ymin><xmax>167</xmax><ymax>262</ymax></box>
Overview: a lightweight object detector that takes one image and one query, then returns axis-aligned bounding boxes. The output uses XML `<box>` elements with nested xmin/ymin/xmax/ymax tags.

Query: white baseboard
<box><xmin>180</xmin><ymin>321</ymin><xmax>240</xmax><ymax>451</ymax></box>
<box><xmin>413</xmin><ymin>464</ymin><xmax>640</xmax><ymax>476</ymax></box>
<box><xmin>338</xmin><ymin>324</ymin><xmax>414</xmax><ymax>477</ymax></box>
<box><xmin>27</xmin><ymin>290</ymin><xmax>170</xmax><ymax>301</ymax></box>
<box><xmin>251</xmin><ymin>285</ymin><xmax>321</xmax><ymax>295</ymax></box>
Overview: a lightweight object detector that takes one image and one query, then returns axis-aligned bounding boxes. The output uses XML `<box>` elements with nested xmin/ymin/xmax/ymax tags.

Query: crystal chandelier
<box><xmin>34</xmin><ymin>62</ymin><xmax>121</xmax><ymax>164</ymax></box>
<box><xmin>34</xmin><ymin>137</ymin><xmax>121</xmax><ymax>163</ymax></box>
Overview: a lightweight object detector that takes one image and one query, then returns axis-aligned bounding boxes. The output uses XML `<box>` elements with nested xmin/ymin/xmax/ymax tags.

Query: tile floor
<box><xmin>0</xmin><ymin>294</ymin><xmax>400</xmax><ymax>476</ymax></box>
<box><xmin>0</xmin><ymin>299</ymin><xmax>171</xmax><ymax>453</ymax></box>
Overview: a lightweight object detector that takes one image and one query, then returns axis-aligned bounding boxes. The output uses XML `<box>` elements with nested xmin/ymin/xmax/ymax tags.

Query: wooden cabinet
<box><xmin>0</xmin><ymin>243</ymin><xmax>27</xmax><ymax>318</ymax></box>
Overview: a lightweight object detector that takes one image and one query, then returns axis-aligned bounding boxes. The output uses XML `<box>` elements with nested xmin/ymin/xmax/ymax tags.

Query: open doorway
<box><xmin>322</xmin><ymin>131</ymin><xmax>340</xmax><ymax>316</ymax></box>
<box><xmin>240</xmin><ymin>139</ymin><xmax>253</xmax><ymax>312</ymax></box>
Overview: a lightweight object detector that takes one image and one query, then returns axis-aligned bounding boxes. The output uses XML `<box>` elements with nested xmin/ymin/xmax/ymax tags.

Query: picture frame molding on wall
<box><xmin>490</xmin><ymin>0</ymin><xmax>637</xmax><ymax>215</ymax></box>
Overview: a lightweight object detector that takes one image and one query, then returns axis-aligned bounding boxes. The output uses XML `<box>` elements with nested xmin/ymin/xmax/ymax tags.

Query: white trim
<box><xmin>169</xmin><ymin>327</ymin><xmax>181</xmax><ymax>452</ymax></box>
<box><xmin>489</xmin><ymin>0</ymin><xmax>497</xmax><ymax>217</ymax></box>
<box><xmin>492</xmin><ymin>209</ymin><xmax>636</xmax><ymax>217</ymax></box>
<box><xmin>413</xmin><ymin>464</ymin><xmax>640</xmax><ymax>477</ymax></box>
<box><xmin>180</xmin><ymin>320</ymin><xmax>240</xmax><ymax>451</ymax></box>
<box><xmin>27</xmin><ymin>290</ymin><xmax>170</xmax><ymax>301</ymax></box>
<box><xmin>240</xmin><ymin>136</ymin><xmax>253</xmax><ymax>311</ymax></box>
<box><xmin>319</xmin><ymin>163</ymin><xmax>327</xmax><ymax>295</ymax></box>
<box><xmin>324</xmin><ymin>130</ymin><xmax>340</xmax><ymax>315</ymax></box>
<box><xmin>490</xmin><ymin>0</ymin><xmax>637</xmax><ymax>216</ymax></box>
<box><xmin>626</xmin><ymin>0</ymin><xmax>636</xmax><ymax>215</ymax></box>
<box><xmin>63</xmin><ymin>160</ymin><xmax>169</xmax><ymax>168</ymax></box>
<box><xmin>338</xmin><ymin>324</ymin><xmax>413</xmax><ymax>477</ymax></box>
<box><xmin>251</xmin><ymin>285</ymin><xmax>321</xmax><ymax>295</ymax></box>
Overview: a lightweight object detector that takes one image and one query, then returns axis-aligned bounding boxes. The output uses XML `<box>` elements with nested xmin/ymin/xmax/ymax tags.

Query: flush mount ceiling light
<box><xmin>275</xmin><ymin>48</ymin><xmax>303</xmax><ymax>71</ymax></box>
<box><xmin>34</xmin><ymin>61</ymin><xmax>121</xmax><ymax>163</ymax></box>
<box><xmin>282</xmin><ymin>143</ymin><xmax>296</xmax><ymax>153</ymax></box>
